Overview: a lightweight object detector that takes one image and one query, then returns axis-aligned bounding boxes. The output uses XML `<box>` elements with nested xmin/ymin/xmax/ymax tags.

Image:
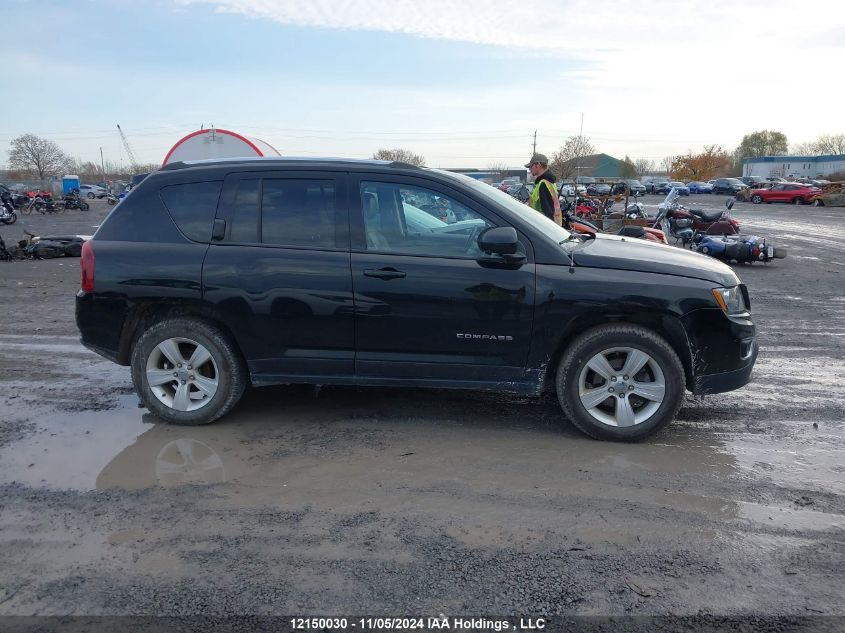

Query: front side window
<box><xmin>360</xmin><ymin>181</ymin><xmax>493</xmax><ymax>258</ymax></box>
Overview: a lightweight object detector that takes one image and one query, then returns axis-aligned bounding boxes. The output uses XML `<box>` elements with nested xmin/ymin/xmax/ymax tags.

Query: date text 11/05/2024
<box><xmin>290</xmin><ymin>617</ymin><xmax>547</xmax><ymax>630</ymax></box>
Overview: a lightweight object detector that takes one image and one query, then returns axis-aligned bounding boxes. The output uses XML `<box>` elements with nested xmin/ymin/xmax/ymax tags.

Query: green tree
<box><xmin>735</xmin><ymin>130</ymin><xmax>789</xmax><ymax>159</ymax></box>
<box><xmin>372</xmin><ymin>148</ymin><xmax>426</xmax><ymax>166</ymax></box>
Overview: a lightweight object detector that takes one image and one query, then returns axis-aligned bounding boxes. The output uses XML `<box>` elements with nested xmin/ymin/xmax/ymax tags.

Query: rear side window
<box><xmin>95</xmin><ymin>184</ymin><xmax>185</xmax><ymax>243</ymax></box>
<box><xmin>160</xmin><ymin>181</ymin><xmax>223</xmax><ymax>242</ymax></box>
<box><xmin>261</xmin><ymin>179</ymin><xmax>336</xmax><ymax>248</ymax></box>
<box><xmin>229</xmin><ymin>179</ymin><xmax>260</xmax><ymax>243</ymax></box>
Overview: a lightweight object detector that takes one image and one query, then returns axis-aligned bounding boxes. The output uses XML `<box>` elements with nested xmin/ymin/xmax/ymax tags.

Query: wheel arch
<box><xmin>117</xmin><ymin>301</ymin><xmax>249</xmax><ymax>381</ymax></box>
<box><xmin>541</xmin><ymin>311</ymin><xmax>693</xmax><ymax>393</ymax></box>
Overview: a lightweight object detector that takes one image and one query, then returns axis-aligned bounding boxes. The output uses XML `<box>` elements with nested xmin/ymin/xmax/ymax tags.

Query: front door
<box><xmin>349</xmin><ymin>175</ymin><xmax>536</xmax><ymax>384</ymax></box>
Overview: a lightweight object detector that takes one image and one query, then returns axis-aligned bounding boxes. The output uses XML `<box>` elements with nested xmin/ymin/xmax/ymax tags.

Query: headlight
<box><xmin>712</xmin><ymin>286</ymin><xmax>748</xmax><ymax>316</ymax></box>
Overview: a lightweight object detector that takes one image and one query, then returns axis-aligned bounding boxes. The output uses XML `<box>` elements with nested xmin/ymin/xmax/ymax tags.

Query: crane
<box><xmin>116</xmin><ymin>124</ymin><xmax>140</xmax><ymax>173</ymax></box>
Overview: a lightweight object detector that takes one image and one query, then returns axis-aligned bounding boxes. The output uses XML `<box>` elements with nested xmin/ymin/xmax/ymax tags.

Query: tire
<box><xmin>773</xmin><ymin>247</ymin><xmax>787</xmax><ymax>259</ymax></box>
<box><xmin>131</xmin><ymin>318</ymin><xmax>247</xmax><ymax>425</ymax></box>
<box><xmin>812</xmin><ymin>199</ymin><xmax>824</xmax><ymax>207</ymax></box>
<box><xmin>80</xmin><ymin>201</ymin><xmax>90</xmax><ymax>211</ymax></box>
<box><xmin>1</xmin><ymin>211</ymin><xmax>17</xmax><ymax>225</ymax></box>
<box><xmin>792</xmin><ymin>197</ymin><xmax>803</xmax><ymax>205</ymax></box>
<box><xmin>555</xmin><ymin>324</ymin><xmax>685</xmax><ymax>442</ymax></box>
<box><xmin>87</xmin><ymin>192</ymin><xmax>95</xmax><ymax>199</ymax></box>
<box><xmin>751</xmin><ymin>195</ymin><xmax>763</xmax><ymax>204</ymax></box>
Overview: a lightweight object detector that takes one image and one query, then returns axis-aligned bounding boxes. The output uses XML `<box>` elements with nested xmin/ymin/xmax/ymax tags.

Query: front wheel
<box><xmin>555</xmin><ymin>324</ymin><xmax>685</xmax><ymax>441</ymax></box>
<box><xmin>80</xmin><ymin>201</ymin><xmax>90</xmax><ymax>211</ymax></box>
<box><xmin>131</xmin><ymin>318</ymin><xmax>247</xmax><ymax>425</ymax></box>
<box><xmin>751</xmin><ymin>195</ymin><xmax>763</xmax><ymax>204</ymax></box>
<box><xmin>1</xmin><ymin>211</ymin><xmax>17</xmax><ymax>224</ymax></box>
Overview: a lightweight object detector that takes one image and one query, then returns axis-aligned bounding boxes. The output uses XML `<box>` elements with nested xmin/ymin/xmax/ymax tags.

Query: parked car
<box><xmin>656</xmin><ymin>181</ymin><xmax>690</xmax><ymax>196</ymax></box>
<box><xmin>711</xmin><ymin>178</ymin><xmax>747</xmax><ymax>195</ymax></box>
<box><xmin>75</xmin><ymin>157</ymin><xmax>757</xmax><ymax>442</ymax></box>
<box><xmin>611</xmin><ymin>180</ymin><xmax>646</xmax><ymax>196</ymax></box>
<box><xmin>765</xmin><ymin>177</ymin><xmax>787</xmax><ymax>183</ymax></box>
<box><xmin>586</xmin><ymin>183</ymin><xmax>612</xmax><ymax>196</ymax></box>
<box><xmin>643</xmin><ymin>178</ymin><xmax>670</xmax><ymax>194</ymax></box>
<box><xmin>687</xmin><ymin>181</ymin><xmax>714</xmax><ymax>194</ymax></box>
<box><xmin>749</xmin><ymin>183</ymin><xmax>820</xmax><ymax>205</ymax></box>
<box><xmin>79</xmin><ymin>184</ymin><xmax>108</xmax><ymax>199</ymax></box>
<box><xmin>739</xmin><ymin>176</ymin><xmax>768</xmax><ymax>187</ymax></box>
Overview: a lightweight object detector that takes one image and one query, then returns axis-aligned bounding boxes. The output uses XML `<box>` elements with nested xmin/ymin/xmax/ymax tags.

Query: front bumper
<box><xmin>682</xmin><ymin>308</ymin><xmax>757</xmax><ymax>395</ymax></box>
<box><xmin>694</xmin><ymin>338</ymin><xmax>757</xmax><ymax>394</ymax></box>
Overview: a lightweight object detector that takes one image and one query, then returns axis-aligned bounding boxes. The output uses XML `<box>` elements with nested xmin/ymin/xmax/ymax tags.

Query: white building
<box><xmin>743</xmin><ymin>154</ymin><xmax>845</xmax><ymax>179</ymax></box>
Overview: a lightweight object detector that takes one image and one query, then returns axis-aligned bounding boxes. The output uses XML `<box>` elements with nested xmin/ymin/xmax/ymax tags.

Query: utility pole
<box><xmin>532</xmin><ymin>130</ymin><xmax>537</xmax><ymax>155</ymax></box>
<box><xmin>575</xmin><ymin>113</ymin><xmax>584</xmax><ymax>184</ymax></box>
<box><xmin>100</xmin><ymin>147</ymin><xmax>105</xmax><ymax>180</ymax></box>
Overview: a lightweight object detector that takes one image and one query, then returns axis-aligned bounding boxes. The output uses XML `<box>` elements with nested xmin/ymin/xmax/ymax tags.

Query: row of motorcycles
<box><xmin>0</xmin><ymin>188</ymin><xmax>98</xmax><ymax>225</ymax></box>
<box><xmin>553</xmin><ymin>187</ymin><xmax>787</xmax><ymax>265</ymax></box>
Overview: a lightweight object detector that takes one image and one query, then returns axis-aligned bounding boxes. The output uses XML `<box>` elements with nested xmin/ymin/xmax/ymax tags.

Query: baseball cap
<box><xmin>525</xmin><ymin>153</ymin><xmax>549</xmax><ymax>168</ymax></box>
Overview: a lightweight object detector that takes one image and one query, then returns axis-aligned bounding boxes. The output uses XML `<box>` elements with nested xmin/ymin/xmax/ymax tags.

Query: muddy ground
<box><xmin>0</xmin><ymin>197</ymin><xmax>843</xmax><ymax>627</ymax></box>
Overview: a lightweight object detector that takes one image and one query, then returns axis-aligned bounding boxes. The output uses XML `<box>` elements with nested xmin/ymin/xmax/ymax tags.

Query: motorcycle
<box><xmin>19</xmin><ymin>230</ymin><xmax>89</xmax><ymax>259</ymax></box>
<box><xmin>21</xmin><ymin>194</ymin><xmax>65</xmax><ymax>215</ymax></box>
<box><xmin>652</xmin><ymin>190</ymin><xmax>739</xmax><ymax>247</ymax></box>
<box><xmin>694</xmin><ymin>233</ymin><xmax>787</xmax><ymax>264</ymax></box>
<box><xmin>62</xmin><ymin>190</ymin><xmax>90</xmax><ymax>211</ymax></box>
<box><xmin>105</xmin><ymin>193</ymin><xmax>118</xmax><ymax>205</ymax></box>
<box><xmin>1</xmin><ymin>191</ymin><xmax>19</xmax><ymax>224</ymax></box>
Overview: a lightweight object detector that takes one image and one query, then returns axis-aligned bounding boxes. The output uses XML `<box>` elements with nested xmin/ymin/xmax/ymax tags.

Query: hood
<box><xmin>571</xmin><ymin>233</ymin><xmax>739</xmax><ymax>286</ymax></box>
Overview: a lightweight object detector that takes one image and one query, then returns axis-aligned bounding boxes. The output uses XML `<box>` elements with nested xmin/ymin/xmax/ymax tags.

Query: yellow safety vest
<box><xmin>529</xmin><ymin>179</ymin><xmax>561</xmax><ymax>225</ymax></box>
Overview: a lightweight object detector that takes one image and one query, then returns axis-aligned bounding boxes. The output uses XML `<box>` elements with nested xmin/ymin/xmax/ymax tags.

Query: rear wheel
<box><xmin>773</xmin><ymin>247</ymin><xmax>788</xmax><ymax>259</ymax></box>
<box><xmin>792</xmin><ymin>197</ymin><xmax>803</xmax><ymax>205</ymax></box>
<box><xmin>555</xmin><ymin>324</ymin><xmax>685</xmax><ymax>441</ymax></box>
<box><xmin>751</xmin><ymin>195</ymin><xmax>763</xmax><ymax>204</ymax></box>
<box><xmin>86</xmin><ymin>192</ymin><xmax>95</xmax><ymax>199</ymax></box>
<box><xmin>131</xmin><ymin>318</ymin><xmax>247</xmax><ymax>425</ymax></box>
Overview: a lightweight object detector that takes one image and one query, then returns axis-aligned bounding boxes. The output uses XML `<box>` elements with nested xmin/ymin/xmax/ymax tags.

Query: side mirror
<box><xmin>725</xmin><ymin>198</ymin><xmax>735</xmax><ymax>210</ymax></box>
<box><xmin>478</xmin><ymin>226</ymin><xmax>519</xmax><ymax>255</ymax></box>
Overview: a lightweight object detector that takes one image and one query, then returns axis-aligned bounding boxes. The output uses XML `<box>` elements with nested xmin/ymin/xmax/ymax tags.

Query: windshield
<box><xmin>440</xmin><ymin>171</ymin><xmax>572</xmax><ymax>242</ymax></box>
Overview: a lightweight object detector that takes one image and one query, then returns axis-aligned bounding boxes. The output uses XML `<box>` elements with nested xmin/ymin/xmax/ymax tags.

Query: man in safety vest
<box><xmin>525</xmin><ymin>153</ymin><xmax>562</xmax><ymax>225</ymax></box>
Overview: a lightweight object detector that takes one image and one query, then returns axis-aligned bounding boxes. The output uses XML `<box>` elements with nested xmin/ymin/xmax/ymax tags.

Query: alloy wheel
<box><xmin>578</xmin><ymin>347</ymin><xmax>666</xmax><ymax>427</ymax></box>
<box><xmin>145</xmin><ymin>337</ymin><xmax>219</xmax><ymax>412</ymax></box>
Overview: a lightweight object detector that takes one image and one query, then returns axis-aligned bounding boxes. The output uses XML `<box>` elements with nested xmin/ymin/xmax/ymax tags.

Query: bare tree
<box><xmin>549</xmin><ymin>136</ymin><xmax>596</xmax><ymax>180</ymax></box>
<box><xmin>660</xmin><ymin>156</ymin><xmax>675</xmax><ymax>176</ymax></box>
<box><xmin>633</xmin><ymin>158</ymin><xmax>655</xmax><ymax>178</ymax></box>
<box><xmin>372</xmin><ymin>148</ymin><xmax>426</xmax><ymax>166</ymax></box>
<box><xmin>813</xmin><ymin>133</ymin><xmax>845</xmax><ymax>155</ymax></box>
<box><xmin>790</xmin><ymin>142</ymin><xmax>817</xmax><ymax>155</ymax></box>
<box><xmin>7</xmin><ymin>134</ymin><xmax>72</xmax><ymax>179</ymax></box>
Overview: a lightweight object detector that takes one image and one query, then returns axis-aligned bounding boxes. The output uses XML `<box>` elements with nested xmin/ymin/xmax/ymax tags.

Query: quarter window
<box><xmin>160</xmin><ymin>181</ymin><xmax>223</xmax><ymax>242</ymax></box>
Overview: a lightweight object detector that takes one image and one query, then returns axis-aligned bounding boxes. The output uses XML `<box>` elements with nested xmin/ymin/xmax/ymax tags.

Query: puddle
<box><xmin>1</xmin><ymin>386</ymin><xmax>843</xmax><ymax>535</ymax></box>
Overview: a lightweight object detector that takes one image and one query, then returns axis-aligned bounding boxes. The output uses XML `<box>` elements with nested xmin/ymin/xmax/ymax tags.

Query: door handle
<box><xmin>363</xmin><ymin>268</ymin><xmax>407</xmax><ymax>280</ymax></box>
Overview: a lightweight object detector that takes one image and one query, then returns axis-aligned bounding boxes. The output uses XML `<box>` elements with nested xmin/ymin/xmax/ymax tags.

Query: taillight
<box><xmin>80</xmin><ymin>240</ymin><xmax>95</xmax><ymax>293</ymax></box>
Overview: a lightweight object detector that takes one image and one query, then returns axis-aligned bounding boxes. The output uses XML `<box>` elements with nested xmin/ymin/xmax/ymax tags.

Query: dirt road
<box><xmin>1</xmin><ymin>198</ymin><xmax>843</xmax><ymax>624</ymax></box>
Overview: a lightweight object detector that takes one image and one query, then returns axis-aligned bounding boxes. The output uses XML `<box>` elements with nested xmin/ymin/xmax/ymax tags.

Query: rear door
<box><xmin>202</xmin><ymin>170</ymin><xmax>354</xmax><ymax>379</ymax></box>
<box><xmin>348</xmin><ymin>174</ymin><xmax>536</xmax><ymax>384</ymax></box>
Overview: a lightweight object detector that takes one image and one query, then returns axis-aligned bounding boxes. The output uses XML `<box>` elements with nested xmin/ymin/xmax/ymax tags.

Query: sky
<box><xmin>1</xmin><ymin>0</ymin><xmax>844</xmax><ymax>170</ymax></box>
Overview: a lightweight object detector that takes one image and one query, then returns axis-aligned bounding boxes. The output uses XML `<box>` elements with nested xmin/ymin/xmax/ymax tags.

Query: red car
<box><xmin>749</xmin><ymin>183</ymin><xmax>820</xmax><ymax>205</ymax></box>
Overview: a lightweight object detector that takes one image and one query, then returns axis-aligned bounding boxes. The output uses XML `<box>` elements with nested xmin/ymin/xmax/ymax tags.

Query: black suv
<box><xmin>712</xmin><ymin>178</ymin><xmax>748</xmax><ymax>195</ymax></box>
<box><xmin>76</xmin><ymin>158</ymin><xmax>757</xmax><ymax>441</ymax></box>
